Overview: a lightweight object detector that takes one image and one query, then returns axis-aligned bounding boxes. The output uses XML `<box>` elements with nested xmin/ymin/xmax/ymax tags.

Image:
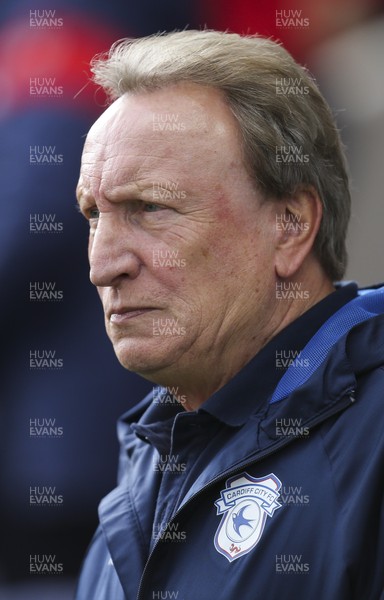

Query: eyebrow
<box><xmin>75</xmin><ymin>184</ymin><xmax>84</xmax><ymax>205</ymax></box>
<box><xmin>105</xmin><ymin>181</ymin><xmax>154</xmax><ymax>201</ymax></box>
<box><xmin>75</xmin><ymin>186</ymin><xmax>83</xmax><ymax>205</ymax></box>
<box><xmin>77</xmin><ymin>179</ymin><xmax>161</xmax><ymax>208</ymax></box>
<box><xmin>75</xmin><ymin>182</ymin><xmax>95</xmax><ymax>213</ymax></box>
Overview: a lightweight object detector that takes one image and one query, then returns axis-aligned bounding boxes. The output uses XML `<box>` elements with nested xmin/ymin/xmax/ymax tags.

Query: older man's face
<box><xmin>77</xmin><ymin>84</ymin><xmax>278</xmax><ymax>384</ymax></box>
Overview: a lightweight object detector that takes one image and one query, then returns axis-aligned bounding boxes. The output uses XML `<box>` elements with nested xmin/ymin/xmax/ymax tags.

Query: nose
<box><xmin>89</xmin><ymin>214</ymin><xmax>141</xmax><ymax>287</ymax></box>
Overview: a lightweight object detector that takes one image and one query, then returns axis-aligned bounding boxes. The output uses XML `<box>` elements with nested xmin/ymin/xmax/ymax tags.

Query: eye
<box><xmin>89</xmin><ymin>207</ymin><xmax>100</xmax><ymax>219</ymax></box>
<box><xmin>142</xmin><ymin>203</ymin><xmax>163</xmax><ymax>213</ymax></box>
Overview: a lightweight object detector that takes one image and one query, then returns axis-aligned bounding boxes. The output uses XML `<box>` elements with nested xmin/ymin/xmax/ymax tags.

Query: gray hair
<box><xmin>91</xmin><ymin>30</ymin><xmax>351</xmax><ymax>281</ymax></box>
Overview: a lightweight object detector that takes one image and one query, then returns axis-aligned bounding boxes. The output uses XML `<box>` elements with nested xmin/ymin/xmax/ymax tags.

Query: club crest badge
<box><xmin>214</xmin><ymin>472</ymin><xmax>282</xmax><ymax>562</ymax></box>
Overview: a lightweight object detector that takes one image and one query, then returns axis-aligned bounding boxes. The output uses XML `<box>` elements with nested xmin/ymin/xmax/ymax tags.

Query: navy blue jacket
<box><xmin>76</xmin><ymin>286</ymin><xmax>384</xmax><ymax>600</ymax></box>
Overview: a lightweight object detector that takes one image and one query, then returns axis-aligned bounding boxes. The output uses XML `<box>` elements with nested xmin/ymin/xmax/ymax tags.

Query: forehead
<box><xmin>78</xmin><ymin>84</ymin><xmax>244</xmax><ymax>197</ymax></box>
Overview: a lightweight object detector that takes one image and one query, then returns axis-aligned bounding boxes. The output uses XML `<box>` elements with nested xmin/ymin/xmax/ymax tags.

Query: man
<box><xmin>75</xmin><ymin>30</ymin><xmax>384</xmax><ymax>599</ymax></box>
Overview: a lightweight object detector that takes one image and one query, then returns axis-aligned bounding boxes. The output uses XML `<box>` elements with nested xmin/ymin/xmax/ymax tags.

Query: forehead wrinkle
<box><xmin>97</xmin><ymin>151</ymin><xmax>183</xmax><ymax>197</ymax></box>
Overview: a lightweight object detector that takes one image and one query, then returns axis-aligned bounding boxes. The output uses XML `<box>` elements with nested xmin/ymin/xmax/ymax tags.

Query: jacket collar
<box><xmin>270</xmin><ymin>285</ymin><xmax>384</xmax><ymax>404</ymax></box>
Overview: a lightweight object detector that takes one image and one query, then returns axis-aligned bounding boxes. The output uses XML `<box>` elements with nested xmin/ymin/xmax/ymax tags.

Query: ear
<box><xmin>274</xmin><ymin>186</ymin><xmax>323</xmax><ymax>279</ymax></box>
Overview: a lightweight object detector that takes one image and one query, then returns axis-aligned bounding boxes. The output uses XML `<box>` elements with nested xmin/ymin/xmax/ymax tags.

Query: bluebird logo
<box><xmin>214</xmin><ymin>472</ymin><xmax>282</xmax><ymax>562</ymax></box>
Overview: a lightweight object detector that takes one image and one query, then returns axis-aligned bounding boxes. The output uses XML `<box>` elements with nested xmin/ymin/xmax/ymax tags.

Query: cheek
<box><xmin>97</xmin><ymin>287</ymin><xmax>108</xmax><ymax>308</ymax></box>
<box><xmin>151</xmin><ymin>264</ymin><xmax>188</xmax><ymax>295</ymax></box>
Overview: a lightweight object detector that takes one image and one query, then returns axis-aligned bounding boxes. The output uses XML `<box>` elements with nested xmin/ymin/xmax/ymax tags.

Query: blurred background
<box><xmin>1</xmin><ymin>0</ymin><xmax>383</xmax><ymax>597</ymax></box>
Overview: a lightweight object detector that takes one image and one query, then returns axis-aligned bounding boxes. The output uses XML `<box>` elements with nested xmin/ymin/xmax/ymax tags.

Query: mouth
<box><xmin>108</xmin><ymin>307</ymin><xmax>156</xmax><ymax>323</ymax></box>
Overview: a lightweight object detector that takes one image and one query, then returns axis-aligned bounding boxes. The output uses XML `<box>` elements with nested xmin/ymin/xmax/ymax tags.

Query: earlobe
<box><xmin>274</xmin><ymin>187</ymin><xmax>323</xmax><ymax>279</ymax></box>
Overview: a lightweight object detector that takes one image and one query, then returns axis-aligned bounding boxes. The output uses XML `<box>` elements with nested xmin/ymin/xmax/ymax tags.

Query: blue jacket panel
<box><xmin>76</xmin><ymin>287</ymin><xmax>384</xmax><ymax>600</ymax></box>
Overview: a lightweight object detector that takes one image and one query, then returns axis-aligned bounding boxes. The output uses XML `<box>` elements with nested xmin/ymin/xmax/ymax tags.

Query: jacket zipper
<box><xmin>136</xmin><ymin>389</ymin><xmax>355</xmax><ymax>599</ymax></box>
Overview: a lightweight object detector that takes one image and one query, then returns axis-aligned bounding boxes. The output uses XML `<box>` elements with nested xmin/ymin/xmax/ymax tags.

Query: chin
<box><xmin>111</xmin><ymin>337</ymin><xmax>185</xmax><ymax>376</ymax></box>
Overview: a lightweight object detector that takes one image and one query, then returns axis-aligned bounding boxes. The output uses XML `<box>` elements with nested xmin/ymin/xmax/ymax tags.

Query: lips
<box><xmin>108</xmin><ymin>307</ymin><xmax>156</xmax><ymax>323</ymax></box>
